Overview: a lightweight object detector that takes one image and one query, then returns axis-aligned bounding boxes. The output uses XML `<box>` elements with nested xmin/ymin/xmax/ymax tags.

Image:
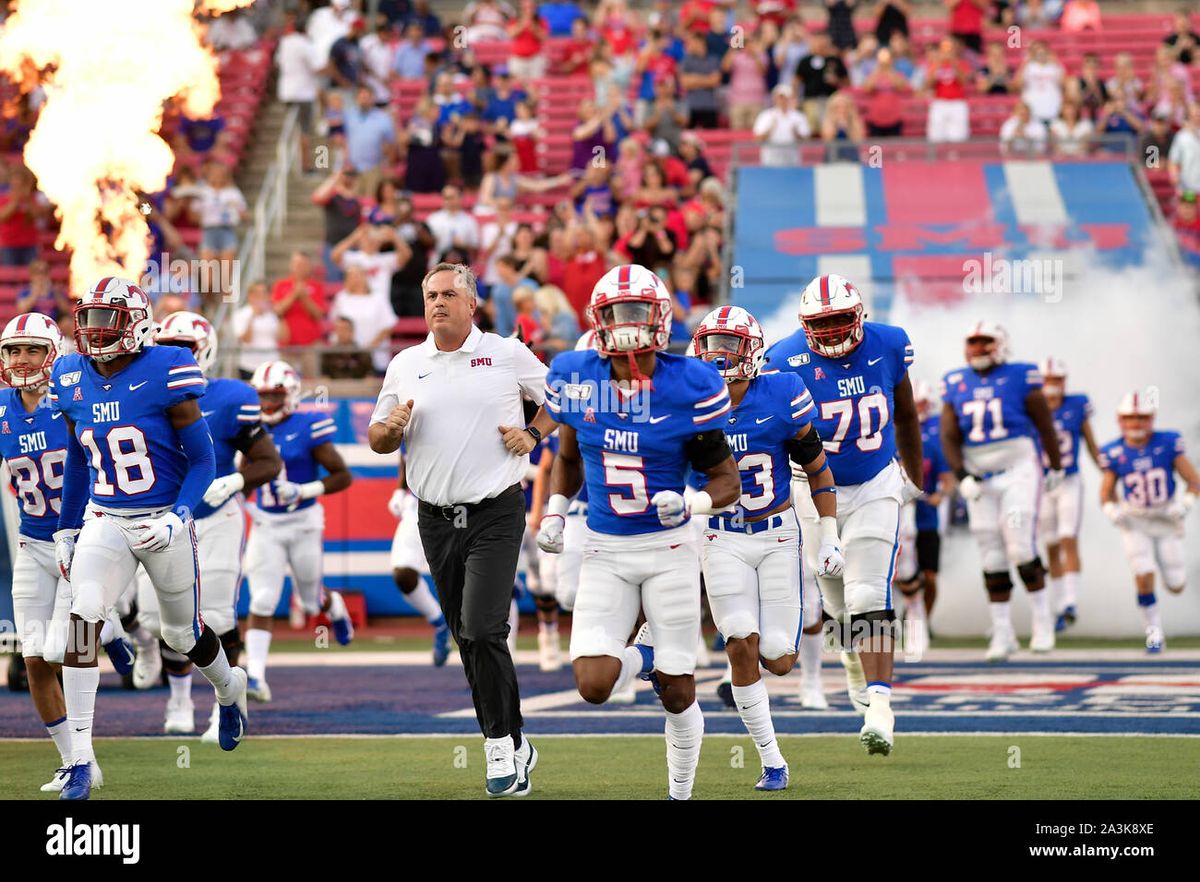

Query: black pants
<box><xmin>418</xmin><ymin>485</ymin><xmax>525</xmax><ymax>741</ymax></box>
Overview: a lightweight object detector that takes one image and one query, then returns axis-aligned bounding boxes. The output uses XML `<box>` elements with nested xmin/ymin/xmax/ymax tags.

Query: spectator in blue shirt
<box><xmin>393</xmin><ymin>23</ymin><xmax>430</xmax><ymax>78</ymax></box>
<box><xmin>180</xmin><ymin>114</ymin><xmax>225</xmax><ymax>155</ymax></box>
<box><xmin>433</xmin><ymin>72</ymin><xmax>474</xmax><ymax>127</ymax></box>
<box><xmin>403</xmin><ymin>0</ymin><xmax>443</xmax><ymax>37</ymax></box>
<box><xmin>483</xmin><ymin>69</ymin><xmax>528</xmax><ymax>137</ymax></box>
<box><xmin>538</xmin><ymin>2</ymin><xmax>585</xmax><ymax>36</ymax></box>
<box><xmin>343</xmin><ymin>86</ymin><xmax>397</xmax><ymax>195</ymax></box>
<box><xmin>490</xmin><ymin>254</ymin><xmax>539</xmax><ymax>337</ymax></box>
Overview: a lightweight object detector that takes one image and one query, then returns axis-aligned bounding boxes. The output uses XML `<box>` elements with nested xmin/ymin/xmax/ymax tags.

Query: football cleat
<box><xmin>484</xmin><ymin>736</ymin><xmax>518</xmax><ymax>797</ymax></box>
<box><xmin>433</xmin><ymin>618</ymin><xmax>451</xmax><ymax>667</ymax></box>
<box><xmin>42</xmin><ymin>760</ymin><xmax>103</xmax><ymax>793</ymax></box>
<box><xmin>755</xmin><ymin>765</ymin><xmax>789</xmax><ymax>791</ymax></box>
<box><xmin>200</xmin><ymin>703</ymin><xmax>220</xmax><ymax>744</ymax></box>
<box><xmin>841</xmin><ymin>651</ymin><xmax>869</xmax><ymax>715</ymax></box>
<box><xmin>633</xmin><ymin>622</ymin><xmax>660</xmax><ymax>697</ymax></box>
<box><xmin>860</xmin><ymin>702</ymin><xmax>895</xmax><ymax>756</ymax></box>
<box><xmin>800</xmin><ymin>682</ymin><xmax>830</xmax><ymax>710</ymax></box>
<box><xmin>328</xmin><ymin>591</ymin><xmax>354</xmax><ymax>646</ymax></box>
<box><xmin>246</xmin><ymin>675</ymin><xmax>272</xmax><ymax>703</ymax></box>
<box><xmin>607</xmin><ymin>684</ymin><xmax>637</xmax><ymax>705</ymax></box>
<box><xmin>1145</xmin><ymin>626</ymin><xmax>1164</xmax><ymax>654</ymax></box>
<box><xmin>986</xmin><ymin>626</ymin><xmax>1019</xmax><ymax>663</ymax></box>
<box><xmin>1030</xmin><ymin>607</ymin><xmax>1056</xmax><ymax>653</ymax></box>
<box><xmin>716</xmin><ymin>680</ymin><xmax>735</xmax><ymax>709</ymax></box>
<box><xmin>217</xmin><ymin>667</ymin><xmax>248</xmax><ymax>751</ymax></box>
<box><xmin>1055</xmin><ymin>605</ymin><xmax>1077</xmax><ymax>632</ymax></box>
<box><xmin>512</xmin><ymin>737</ymin><xmax>539</xmax><ymax>797</ymax></box>
<box><xmin>131</xmin><ymin>636</ymin><xmax>162</xmax><ymax>690</ymax></box>
<box><xmin>59</xmin><ymin>761</ymin><xmax>92</xmax><ymax>800</ymax></box>
<box><xmin>537</xmin><ymin>626</ymin><xmax>562</xmax><ymax>672</ymax></box>
<box><xmin>103</xmin><ymin>638</ymin><xmax>136</xmax><ymax>676</ymax></box>
<box><xmin>164</xmin><ymin>694</ymin><xmax>195</xmax><ymax>734</ymax></box>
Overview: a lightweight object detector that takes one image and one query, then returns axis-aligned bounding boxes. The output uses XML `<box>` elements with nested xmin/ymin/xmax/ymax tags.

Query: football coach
<box><xmin>368</xmin><ymin>262</ymin><xmax>557</xmax><ymax>798</ymax></box>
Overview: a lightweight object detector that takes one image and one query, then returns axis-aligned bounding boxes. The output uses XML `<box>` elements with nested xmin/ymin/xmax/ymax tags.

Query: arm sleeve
<box><xmin>174</xmin><ymin>418</ymin><xmax>216</xmax><ymax>519</ymax></box>
<box><xmin>513</xmin><ymin>338</ymin><xmax>549</xmax><ymax>404</ymax></box>
<box><xmin>57</xmin><ymin>430</ymin><xmax>90</xmax><ymax>532</ymax></box>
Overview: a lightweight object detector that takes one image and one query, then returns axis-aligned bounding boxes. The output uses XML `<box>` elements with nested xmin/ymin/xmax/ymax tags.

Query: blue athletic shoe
<box><xmin>1055</xmin><ymin>605</ymin><xmax>1077</xmax><ymax>633</ymax></box>
<box><xmin>103</xmin><ymin>638</ymin><xmax>135</xmax><ymax>676</ymax></box>
<box><xmin>633</xmin><ymin>623</ymin><xmax>660</xmax><ymax>697</ymax></box>
<box><xmin>218</xmin><ymin>668</ymin><xmax>249</xmax><ymax>751</ymax></box>
<box><xmin>332</xmin><ymin>616</ymin><xmax>354</xmax><ymax>646</ymax></box>
<box><xmin>755</xmin><ymin>765</ymin><xmax>789</xmax><ymax>792</ymax></box>
<box><xmin>433</xmin><ymin>618</ymin><xmax>450</xmax><ymax>668</ymax></box>
<box><xmin>59</xmin><ymin>761</ymin><xmax>91</xmax><ymax>801</ymax></box>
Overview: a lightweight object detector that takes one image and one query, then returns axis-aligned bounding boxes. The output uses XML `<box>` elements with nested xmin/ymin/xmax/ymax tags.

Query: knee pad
<box><xmin>758</xmin><ymin>626</ymin><xmax>797</xmax><ymax>662</ymax></box>
<box><xmin>1016</xmin><ymin>557</ymin><xmax>1045</xmax><ymax>590</ymax></box>
<box><xmin>895</xmin><ymin>574</ymin><xmax>923</xmax><ymax>597</ymax></box>
<box><xmin>161</xmin><ymin>639</ymin><xmax>191</xmax><ymax>675</ymax></box>
<box><xmin>220</xmin><ymin>627</ymin><xmax>243</xmax><ymax>659</ymax></box>
<box><xmin>181</xmin><ymin>625</ymin><xmax>218</xmax><ymax>664</ymax></box>
<box><xmin>718</xmin><ymin>613</ymin><xmax>756</xmax><ymax>643</ymax></box>
<box><xmin>849</xmin><ymin>609</ymin><xmax>898</xmax><ymax>645</ymax></box>
<box><xmin>162</xmin><ymin>622</ymin><xmax>199</xmax><ymax>656</ymax></box>
<box><xmin>120</xmin><ymin>602</ymin><xmax>140</xmax><ymax>632</ymax></box>
<box><xmin>393</xmin><ymin>568</ymin><xmax>419</xmax><ymax>593</ymax></box>
<box><xmin>534</xmin><ymin>593</ymin><xmax>558</xmax><ymax>613</ymax></box>
<box><xmin>984</xmin><ymin>570</ymin><xmax>1014</xmax><ymax>597</ymax></box>
<box><xmin>70</xmin><ymin>582</ymin><xmax>108</xmax><ymax>625</ymax></box>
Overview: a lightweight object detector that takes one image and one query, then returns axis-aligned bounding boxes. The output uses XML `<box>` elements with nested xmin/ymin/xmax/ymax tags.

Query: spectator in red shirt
<box><xmin>507</xmin><ymin>0</ymin><xmax>547</xmax><ymax>83</ymax></box>
<box><xmin>924</xmin><ymin>38</ymin><xmax>973</xmax><ymax>143</ymax></box>
<box><xmin>272</xmin><ymin>250</ymin><xmax>328</xmax><ymax>379</ymax></box>
<box><xmin>560</xmin><ymin>17</ymin><xmax>593</xmax><ymax>75</ymax></box>
<box><xmin>561</xmin><ymin>226</ymin><xmax>608</xmax><ymax>326</ymax></box>
<box><xmin>755</xmin><ymin>0</ymin><xmax>797</xmax><ymax>30</ymax></box>
<box><xmin>946</xmin><ymin>0</ymin><xmax>987</xmax><ymax>55</ymax></box>
<box><xmin>0</xmin><ymin>168</ymin><xmax>45</xmax><ymax>267</ymax></box>
<box><xmin>864</xmin><ymin>47</ymin><xmax>911</xmax><ymax>136</ymax></box>
<box><xmin>680</xmin><ymin>0</ymin><xmax>717</xmax><ymax>33</ymax></box>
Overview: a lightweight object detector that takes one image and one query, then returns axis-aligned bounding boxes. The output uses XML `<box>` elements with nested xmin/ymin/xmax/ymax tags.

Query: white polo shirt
<box><xmin>371</xmin><ymin>324</ymin><xmax>549</xmax><ymax>506</ymax></box>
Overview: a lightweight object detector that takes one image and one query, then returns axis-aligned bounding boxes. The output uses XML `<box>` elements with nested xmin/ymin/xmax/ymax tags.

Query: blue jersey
<box><xmin>764</xmin><ymin>322</ymin><xmax>914</xmax><ymax>486</ymax></box>
<box><xmin>0</xmin><ymin>389</ymin><xmax>69</xmax><ymax>541</ymax></box>
<box><xmin>914</xmin><ymin>415</ymin><xmax>948</xmax><ymax>532</ymax></box>
<box><xmin>545</xmin><ymin>350</ymin><xmax>729</xmax><ymax>536</ymax></box>
<box><xmin>50</xmin><ymin>346</ymin><xmax>207</xmax><ymax>510</ymax></box>
<box><xmin>697</xmin><ymin>372</ymin><xmax>815</xmax><ymax>520</ymax></box>
<box><xmin>940</xmin><ymin>362</ymin><xmax>1043</xmax><ymax>448</ymax></box>
<box><xmin>192</xmin><ymin>377</ymin><xmax>262</xmax><ymax>520</ymax></box>
<box><xmin>1099</xmin><ymin>431</ymin><xmax>1184</xmax><ymax>511</ymax></box>
<box><xmin>255</xmin><ymin>410</ymin><xmax>337</xmax><ymax>513</ymax></box>
<box><xmin>1040</xmin><ymin>393</ymin><xmax>1092</xmax><ymax>476</ymax></box>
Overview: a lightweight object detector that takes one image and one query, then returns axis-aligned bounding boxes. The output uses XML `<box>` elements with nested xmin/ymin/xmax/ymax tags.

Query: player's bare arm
<box><xmin>529</xmin><ymin>443</ymin><xmax>555</xmax><ymax>530</ymax></box>
<box><xmin>1174</xmin><ymin>452</ymin><xmax>1200</xmax><ymax>495</ymax></box>
<box><xmin>893</xmin><ymin>374</ymin><xmax>924</xmax><ymax>488</ymax></box>
<box><xmin>312</xmin><ymin>442</ymin><xmax>353</xmax><ymax>495</ymax></box>
<box><xmin>1026</xmin><ymin>388</ymin><xmax>1063</xmax><ymax>471</ymax></box>
<box><xmin>695</xmin><ymin>443</ymin><xmax>740</xmax><ymax>511</ymax></box>
<box><xmin>940</xmin><ymin>400</ymin><xmax>966</xmax><ymax>475</ymax></box>
<box><xmin>548</xmin><ymin>423</ymin><xmax>585</xmax><ymax>500</ymax></box>
<box><xmin>1081</xmin><ymin>416</ymin><xmax>1103</xmax><ymax>467</ymax></box>
<box><xmin>237</xmin><ymin>429</ymin><xmax>283</xmax><ymax>493</ymax></box>
<box><xmin>167</xmin><ymin>397</ymin><xmax>205</xmax><ymax>431</ymax></box>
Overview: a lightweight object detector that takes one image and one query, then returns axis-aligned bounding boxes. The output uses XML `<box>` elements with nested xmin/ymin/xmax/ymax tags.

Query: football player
<box><xmin>536</xmin><ymin>264</ymin><xmax>741</xmax><ymax>800</ymax></box>
<box><xmin>242</xmin><ymin>360</ymin><xmax>354</xmax><ymax>701</ymax></box>
<box><xmin>1098</xmin><ymin>390</ymin><xmax>1199</xmax><ymax>653</ymax></box>
<box><xmin>131</xmin><ymin>313</ymin><xmax>281</xmax><ymax>740</ymax></box>
<box><xmin>1036</xmin><ymin>358</ymin><xmax>1101</xmax><ymax>631</ymax></box>
<box><xmin>51</xmin><ymin>277</ymin><xmax>248</xmax><ymax>800</ymax></box>
<box><xmin>387</xmin><ymin>449</ymin><xmax>451</xmax><ymax>667</ymax></box>
<box><xmin>688</xmin><ymin>306</ymin><xmax>843</xmax><ymax>790</ymax></box>
<box><xmin>765</xmin><ymin>273</ymin><xmax>924</xmax><ymax>757</ymax></box>
<box><xmin>892</xmin><ymin>381</ymin><xmax>955</xmax><ymax>656</ymax></box>
<box><xmin>940</xmin><ymin>322</ymin><xmax>1064</xmax><ymax>661</ymax></box>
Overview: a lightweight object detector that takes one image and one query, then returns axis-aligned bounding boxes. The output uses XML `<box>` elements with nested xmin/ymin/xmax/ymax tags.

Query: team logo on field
<box><xmin>58</xmin><ymin>371</ymin><xmax>81</xmax><ymax>387</ymax></box>
<box><xmin>73</xmin><ymin>387</ymin><xmax>84</xmax><ymax>401</ymax></box>
<box><xmin>787</xmin><ymin>353</ymin><xmax>810</xmax><ymax>366</ymax></box>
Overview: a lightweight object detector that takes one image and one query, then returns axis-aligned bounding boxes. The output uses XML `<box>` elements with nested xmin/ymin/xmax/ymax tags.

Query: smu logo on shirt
<box><xmin>92</xmin><ymin>401</ymin><xmax>121</xmax><ymax>423</ymax></box>
<box><xmin>470</xmin><ymin>357</ymin><xmax>493</xmax><ymax>368</ymax></box>
<box><xmin>727</xmin><ymin>433</ymin><xmax>748</xmax><ymax>453</ymax></box>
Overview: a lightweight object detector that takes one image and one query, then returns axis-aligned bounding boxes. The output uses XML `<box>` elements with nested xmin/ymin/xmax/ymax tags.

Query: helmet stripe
<box><xmin>717</xmin><ymin>306</ymin><xmax>731</xmax><ymax>326</ymax></box>
<box><xmin>820</xmin><ymin>275</ymin><xmax>830</xmax><ymax>306</ymax></box>
<box><xmin>94</xmin><ymin>277</ymin><xmax>113</xmax><ymax>299</ymax></box>
<box><xmin>617</xmin><ymin>265</ymin><xmax>631</xmax><ymax>291</ymax></box>
<box><xmin>15</xmin><ymin>314</ymin><xmax>29</xmax><ymax>333</ymax></box>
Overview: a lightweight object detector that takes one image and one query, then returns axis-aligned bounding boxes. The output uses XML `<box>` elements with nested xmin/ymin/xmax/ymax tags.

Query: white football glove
<box><xmin>203</xmin><ymin>472</ymin><xmax>245</xmax><ymax>509</ymax></box>
<box><xmin>388</xmin><ymin>488</ymin><xmax>409</xmax><ymax>519</ymax></box>
<box><xmin>651</xmin><ymin>490</ymin><xmax>688</xmax><ymax>528</ymax></box>
<box><xmin>1043</xmin><ymin>469</ymin><xmax>1066</xmax><ymax>494</ymax></box>
<box><xmin>900</xmin><ymin>474</ymin><xmax>924</xmax><ymax>504</ymax></box>
<box><xmin>1167</xmin><ymin>491</ymin><xmax>1196</xmax><ymax>521</ymax></box>
<box><xmin>131</xmin><ymin>511</ymin><xmax>185</xmax><ymax>553</ymax></box>
<box><xmin>536</xmin><ymin>514</ymin><xmax>565</xmax><ymax>553</ymax></box>
<box><xmin>817</xmin><ymin>541</ymin><xmax>846</xmax><ymax>577</ymax></box>
<box><xmin>53</xmin><ymin>529</ymin><xmax>79</xmax><ymax>581</ymax></box>
<box><xmin>1102</xmin><ymin>501</ymin><xmax>1128</xmax><ymax>528</ymax></box>
<box><xmin>273</xmin><ymin>480</ymin><xmax>303</xmax><ymax>509</ymax></box>
<box><xmin>958</xmin><ymin>474</ymin><xmax>982</xmax><ymax>503</ymax></box>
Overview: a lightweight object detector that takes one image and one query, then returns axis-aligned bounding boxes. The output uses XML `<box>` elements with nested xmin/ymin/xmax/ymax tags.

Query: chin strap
<box><xmin>623</xmin><ymin>351</ymin><xmax>653</xmax><ymax>391</ymax></box>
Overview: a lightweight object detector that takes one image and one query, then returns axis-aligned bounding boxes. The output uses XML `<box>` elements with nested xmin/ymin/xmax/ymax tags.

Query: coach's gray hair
<box><xmin>422</xmin><ymin>262</ymin><xmax>477</xmax><ymax>299</ymax></box>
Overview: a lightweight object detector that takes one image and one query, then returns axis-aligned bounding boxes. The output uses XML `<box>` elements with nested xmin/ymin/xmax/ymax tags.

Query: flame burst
<box><xmin>0</xmin><ymin>0</ymin><xmax>254</xmax><ymax>293</ymax></box>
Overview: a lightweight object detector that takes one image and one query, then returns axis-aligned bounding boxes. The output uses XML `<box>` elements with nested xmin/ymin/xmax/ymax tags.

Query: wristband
<box><xmin>547</xmin><ymin>493</ymin><xmax>570</xmax><ymax>519</ymax></box>
<box><xmin>689</xmin><ymin>490</ymin><xmax>716</xmax><ymax>515</ymax></box>
<box><xmin>299</xmin><ymin>480</ymin><xmax>326</xmax><ymax>500</ymax></box>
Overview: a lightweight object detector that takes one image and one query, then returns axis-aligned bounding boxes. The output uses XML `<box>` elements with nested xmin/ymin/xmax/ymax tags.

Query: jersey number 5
<box><xmin>603</xmin><ymin>452</ymin><xmax>650</xmax><ymax>515</ymax></box>
<box><xmin>79</xmin><ymin>427</ymin><xmax>157</xmax><ymax>496</ymax></box>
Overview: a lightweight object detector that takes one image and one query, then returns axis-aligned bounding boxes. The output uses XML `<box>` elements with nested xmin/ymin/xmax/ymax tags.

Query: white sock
<box><xmin>167</xmin><ymin>672</ymin><xmax>192</xmax><ymax>703</ymax></box>
<box><xmin>327</xmin><ymin>590</ymin><xmax>349</xmax><ymax>622</ymax></box>
<box><xmin>905</xmin><ymin>588</ymin><xmax>927</xmax><ymax>622</ymax></box>
<box><xmin>1047</xmin><ymin>575</ymin><xmax>1063</xmax><ymax>610</ymax></box>
<box><xmin>508</xmin><ymin>599</ymin><xmax>519</xmax><ymax>642</ymax></box>
<box><xmin>731</xmin><ymin>680</ymin><xmax>785</xmax><ymax>769</ymax></box>
<box><xmin>46</xmin><ymin>716</ymin><xmax>72</xmax><ymax>765</ymax></box>
<box><xmin>989</xmin><ymin>601</ymin><xmax>1013</xmax><ymax>631</ymax></box>
<box><xmin>867</xmin><ymin>681</ymin><xmax>892</xmax><ymax>708</ymax></box>
<box><xmin>196</xmin><ymin>651</ymin><xmax>238</xmax><ymax>704</ymax></box>
<box><xmin>1062</xmin><ymin>571</ymin><xmax>1079</xmax><ymax>608</ymax></box>
<box><xmin>63</xmin><ymin>666</ymin><xmax>99</xmax><ymax>765</ymax></box>
<box><xmin>664</xmin><ymin>700</ymin><xmax>704</xmax><ymax>800</ymax></box>
<box><xmin>1139</xmin><ymin>596</ymin><xmax>1162</xmax><ymax>630</ymax></box>
<box><xmin>99</xmin><ymin>618</ymin><xmax>115</xmax><ymax>645</ymax></box>
<box><xmin>799</xmin><ymin>631</ymin><xmax>822</xmax><ymax>688</ymax></box>
<box><xmin>538</xmin><ymin>620</ymin><xmax>558</xmax><ymax>637</ymax></box>
<box><xmin>245</xmin><ymin>628</ymin><xmax>272</xmax><ymax>682</ymax></box>
<box><xmin>609</xmin><ymin>646</ymin><xmax>645</xmax><ymax>699</ymax></box>
<box><xmin>406</xmin><ymin>578</ymin><xmax>444</xmax><ymax>623</ymax></box>
<box><xmin>1029</xmin><ymin>588</ymin><xmax>1051</xmax><ymax>621</ymax></box>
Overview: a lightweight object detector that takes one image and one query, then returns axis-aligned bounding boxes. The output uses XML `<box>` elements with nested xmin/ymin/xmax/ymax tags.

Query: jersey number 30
<box><xmin>79</xmin><ymin>427</ymin><xmax>157</xmax><ymax>496</ymax></box>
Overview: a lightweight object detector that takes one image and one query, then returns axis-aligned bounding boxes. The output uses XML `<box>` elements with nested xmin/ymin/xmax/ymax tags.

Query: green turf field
<box><xmin>5</xmin><ymin>735</ymin><xmax>1197</xmax><ymax>800</ymax></box>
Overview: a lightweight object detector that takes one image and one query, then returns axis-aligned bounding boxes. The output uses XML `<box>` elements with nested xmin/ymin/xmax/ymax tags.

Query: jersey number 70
<box><xmin>821</xmin><ymin>393</ymin><xmax>889</xmax><ymax>453</ymax></box>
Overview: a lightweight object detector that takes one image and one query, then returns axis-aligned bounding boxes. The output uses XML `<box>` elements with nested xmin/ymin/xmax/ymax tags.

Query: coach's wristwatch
<box><xmin>525</xmin><ymin>425</ymin><xmax>543</xmax><ymax>443</ymax></box>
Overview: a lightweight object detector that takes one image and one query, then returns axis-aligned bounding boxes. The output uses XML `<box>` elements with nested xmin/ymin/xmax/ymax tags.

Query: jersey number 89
<box><xmin>7</xmin><ymin>449</ymin><xmax>67</xmax><ymax>516</ymax></box>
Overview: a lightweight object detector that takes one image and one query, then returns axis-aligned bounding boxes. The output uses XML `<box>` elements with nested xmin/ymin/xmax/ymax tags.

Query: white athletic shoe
<box><xmin>607</xmin><ymin>684</ymin><xmax>637</xmax><ymax>705</ymax></box>
<box><xmin>903</xmin><ymin>615</ymin><xmax>929</xmax><ymax>661</ymax></box>
<box><xmin>246</xmin><ymin>675</ymin><xmax>272</xmax><ymax>703</ymax></box>
<box><xmin>986</xmin><ymin>625</ymin><xmax>1019</xmax><ymax>663</ymax></box>
<box><xmin>1030</xmin><ymin>610</ymin><xmax>1056</xmax><ymax>653</ymax></box>
<box><xmin>200</xmin><ymin>702</ymin><xmax>220</xmax><ymax>744</ymax></box>
<box><xmin>1145</xmin><ymin>626</ymin><xmax>1165</xmax><ymax>654</ymax></box>
<box><xmin>860</xmin><ymin>700</ymin><xmax>895</xmax><ymax>756</ymax></box>
<box><xmin>800</xmin><ymin>681</ymin><xmax>830</xmax><ymax>710</ymax></box>
<box><xmin>132</xmin><ymin>636</ymin><xmax>162</xmax><ymax>689</ymax></box>
<box><xmin>841</xmin><ymin>651</ymin><xmax>869</xmax><ymax>715</ymax></box>
<box><xmin>164</xmin><ymin>695</ymin><xmax>195</xmax><ymax>734</ymax></box>
<box><xmin>537</xmin><ymin>626</ymin><xmax>562</xmax><ymax>672</ymax></box>
<box><xmin>42</xmin><ymin>760</ymin><xmax>103</xmax><ymax>793</ymax></box>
